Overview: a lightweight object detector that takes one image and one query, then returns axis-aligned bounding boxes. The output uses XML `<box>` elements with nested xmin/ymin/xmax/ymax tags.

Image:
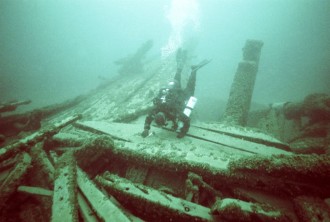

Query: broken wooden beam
<box><xmin>29</xmin><ymin>142</ymin><xmax>55</xmax><ymax>188</ymax></box>
<box><xmin>77</xmin><ymin>167</ymin><xmax>131</xmax><ymax>222</ymax></box>
<box><xmin>0</xmin><ymin>100</ymin><xmax>31</xmax><ymax>113</ymax></box>
<box><xmin>0</xmin><ymin>152</ymin><xmax>31</xmax><ymax>211</ymax></box>
<box><xmin>17</xmin><ymin>186</ymin><xmax>53</xmax><ymax>196</ymax></box>
<box><xmin>211</xmin><ymin>198</ymin><xmax>290</xmax><ymax>222</ymax></box>
<box><xmin>293</xmin><ymin>196</ymin><xmax>330</xmax><ymax>222</ymax></box>
<box><xmin>96</xmin><ymin>172</ymin><xmax>213</xmax><ymax>222</ymax></box>
<box><xmin>227</xmin><ymin>154</ymin><xmax>330</xmax><ymax>198</ymax></box>
<box><xmin>52</xmin><ymin>151</ymin><xmax>78</xmax><ymax>222</ymax></box>
<box><xmin>77</xmin><ymin>192</ymin><xmax>99</xmax><ymax>222</ymax></box>
<box><xmin>0</xmin><ymin>114</ymin><xmax>82</xmax><ymax>162</ymax></box>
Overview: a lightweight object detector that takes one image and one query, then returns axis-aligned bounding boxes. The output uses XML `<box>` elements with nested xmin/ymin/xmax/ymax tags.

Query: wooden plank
<box><xmin>96</xmin><ymin>173</ymin><xmax>213</xmax><ymax>222</ymax></box>
<box><xmin>293</xmin><ymin>196</ymin><xmax>330</xmax><ymax>222</ymax></box>
<box><xmin>77</xmin><ymin>167</ymin><xmax>131</xmax><ymax>222</ymax></box>
<box><xmin>77</xmin><ymin>193</ymin><xmax>99</xmax><ymax>222</ymax></box>
<box><xmin>29</xmin><ymin>142</ymin><xmax>55</xmax><ymax>188</ymax></box>
<box><xmin>0</xmin><ymin>152</ymin><xmax>31</xmax><ymax>209</ymax></box>
<box><xmin>18</xmin><ymin>186</ymin><xmax>53</xmax><ymax>196</ymax></box>
<box><xmin>0</xmin><ymin>115</ymin><xmax>82</xmax><ymax>162</ymax></box>
<box><xmin>52</xmin><ymin>151</ymin><xmax>78</xmax><ymax>222</ymax></box>
<box><xmin>76</xmin><ymin>120</ymin><xmax>290</xmax><ymax>156</ymax></box>
<box><xmin>212</xmin><ymin>198</ymin><xmax>288</xmax><ymax>221</ymax></box>
<box><xmin>188</xmin><ymin>126</ymin><xmax>290</xmax><ymax>155</ymax></box>
<box><xmin>74</xmin><ymin>121</ymin><xmax>249</xmax><ymax>174</ymax></box>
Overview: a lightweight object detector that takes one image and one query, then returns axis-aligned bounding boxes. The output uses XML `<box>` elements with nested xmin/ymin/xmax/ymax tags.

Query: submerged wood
<box><xmin>0</xmin><ymin>41</ymin><xmax>328</xmax><ymax>221</ymax></box>
<box><xmin>0</xmin><ymin>114</ymin><xmax>81</xmax><ymax>162</ymax></box>
<box><xmin>52</xmin><ymin>151</ymin><xmax>78</xmax><ymax>222</ymax></box>
<box><xmin>96</xmin><ymin>172</ymin><xmax>213</xmax><ymax>222</ymax></box>
<box><xmin>0</xmin><ymin>152</ymin><xmax>31</xmax><ymax>212</ymax></box>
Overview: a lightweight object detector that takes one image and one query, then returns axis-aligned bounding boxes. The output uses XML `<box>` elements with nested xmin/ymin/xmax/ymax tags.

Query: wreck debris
<box><xmin>185</xmin><ymin>172</ymin><xmax>223</xmax><ymax>206</ymax></box>
<box><xmin>52</xmin><ymin>151</ymin><xmax>78</xmax><ymax>222</ymax></box>
<box><xmin>0</xmin><ymin>114</ymin><xmax>82</xmax><ymax>162</ymax></box>
<box><xmin>77</xmin><ymin>168</ymin><xmax>131</xmax><ymax>222</ymax></box>
<box><xmin>248</xmin><ymin>93</ymin><xmax>330</xmax><ymax>154</ymax></box>
<box><xmin>293</xmin><ymin>196</ymin><xmax>330</xmax><ymax>222</ymax></box>
<box><xmin>228</xmin><ymin>154</ymin><xmax>330</xmax><ymax>197</ymax></box>
<box><xmin>211</xmin><ymin>198</ymin><xmax>289</xmax><ymax>222</ymax></box>
<box><xmin>17</xmin><ymin>185</ymin><xmax>53</xmax><ymax>196</ymax></box>
<box><xmin>29</xmin><ymin>142</ymin><xmax>55</xmax><ymax>188</ymax></box>
<box><xmin>222</xmin><ymin>39</ymin><xmax>264</xmax><ymax>126</ymax></box>
<box><xmin>0</xmin><ymin>152</ymin><xmax>31</xmax><ymax>212</ymax></box>
<box><xmin>96</xmin><ymin>172</ymin><xmax>213</xmax><ymax>222</ymax></box>
<box><xmin>0</xmin><ymin>100</ymin><xmax>31</xmax><ymax>113</ymax></box>
<box><xmin>115</xmin><ymin>39</ymin><xmax>153</xmax><ymax>76</ymax></box>
<box><xmin>77</xmin><ymin>192</ymin><xmax>99</xmax><ymax>222</ymax></box>
<box><xmin>0</xmin><ymin>38</ymin><xmax>328</xmax><ymax>222</ymax></box>
<box><xmin>0</xmin><ymin>110</ymin><xmax>43</xmax><ymax>138</ymax></box>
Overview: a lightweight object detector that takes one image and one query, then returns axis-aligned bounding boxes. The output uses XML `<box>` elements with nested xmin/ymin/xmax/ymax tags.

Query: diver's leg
<box><xmin>184</xmin><ymin>69</ymin><xmax>197</xmax><ymax>98</ymax></box>
<box><xmin>173</xmin><ymin>68</ymin><xmax>182</xmax><ymax>89</ymax></box>
<box><xmin>173</xmin><ymin>48</ymin><xmax>188</xmax><ymax>88</ymax></box>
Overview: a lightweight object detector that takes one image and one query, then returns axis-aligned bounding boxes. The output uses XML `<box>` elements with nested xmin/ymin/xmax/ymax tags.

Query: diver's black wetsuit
<box><xmin>143</xmin><ymin>66</ymin><xmax>197</xmax><ymax>138</ymax></box>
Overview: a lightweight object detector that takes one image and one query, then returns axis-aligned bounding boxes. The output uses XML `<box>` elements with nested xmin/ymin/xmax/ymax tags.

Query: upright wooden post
<box><xmin>222</xmin><ymin>39</ymin><xmax>263</xmax><ymax>126</ymax></box>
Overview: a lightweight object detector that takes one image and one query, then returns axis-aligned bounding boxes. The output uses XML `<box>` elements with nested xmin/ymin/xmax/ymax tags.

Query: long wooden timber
<box><xmin>0</xmin><ymin>152</ymin><xmax>31</xmax><ymax>212</ymax></box>
<box><xmin>75</xmin><ymin>120</ymin><xmax>290</xmax><ymax>156</ymax></box>
<box><xmin>49</xmin><ymin>147</ymin><xmax>136</xmax><ymax>222</ymax></box>
<box><xmin>0</xmin><ymin>114</ymin><xmax>82</xmax><ymax>162</ymax></box>
<box><xmin>96</xmin><ymin>172</ymin><xmax>213</xmax><ymax>222</ymax></box>
<box><xmin>52</xmin><ymin>151</ymin><xmax>78</xmax><ymax>222</ymax></box>
<box><xmin>73</xmin><ymin>121</ymin><xmax>327</xmax><ymax>198</ymax></box>
<box><xmin>77</xmin><ymin>168</ymin><xmax>131</xmax><ymax>222</ymax></box>
<box><xmin>192</xmin><ymin>123</ymin><xmax>290</xmax><ymax>151</ymax></box>
<box><xmin>74</xmin><ymin>121</ymin><xmax>246</xmax><ymax>176</ymax></box>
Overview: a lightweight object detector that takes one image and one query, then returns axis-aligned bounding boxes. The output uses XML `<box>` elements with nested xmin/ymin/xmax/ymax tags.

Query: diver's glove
<box><xmin>141</xmin><ymin>129</ymin><xmax>149</xmax><ymax>138</ymax></box>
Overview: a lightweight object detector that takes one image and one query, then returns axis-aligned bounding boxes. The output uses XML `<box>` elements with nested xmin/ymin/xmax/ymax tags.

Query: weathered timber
<box><xmin>229</xmin><ymin>154</ymin><xmax>330</xmax><ymax>185</ymax></box>
<box><xmin>74</xmin><ymin>135</ymin><xmax>114</xmax><ymax>177</ymax></box>
<box><xmin>226</xmin><ymin>154</ymin><xmax>330</xmax><ymax>197</ymax></box>
<box><xmin>52</xmin><ymin>151</ymin><xmax>78</xmax><ymax>222</ymax></box>
<box><xmin>0</xmin><ymin>100</ymin><xmax>31</xmax><ymax>113</ymax></box>
<box><xmin>192</xmin><ymin>123</ymin><xmax>290</xmax><ymax>151</ymax></box>
<box><xmin>77</xmin><ymin>168</ymin><xmax>131</xmax><ymax>222</ymax></box>
<box><xmin>29</xmin><ymin>142</ymin><xmax>55</xmax><ymax>188</ymax></box>
<box><xmin>0</xmin><ymin>114</ymin><xmax>82</xmax><ymax>162</ymax></box>
<box><xmin>0</xmin><ymin>152</ymin><xmax>31</xmax><ymax>211</ymax></box>
<box><xmin>188</xmin><ymin>125</ymin><xmax>290</xmax><ymax>155</ymax></box>
<box><xmin>0</xmin><ymin>154</ymin><xmax>18</xmax><ymax>173</ymax></box>
<box><xmin>17</xmin><ymin>186</ymin><xmax>53</xmax><ymax>196</ymax></box>
<box><xmin>77</xmin><ymin>193</ymin><xmax>99</xmax><ymax>222</ymax></box>
<box><xmin>211</xmin><ymin>198</ymin><xmax>290</xmax><ymax>222</ymax></box>
<box><xmin>293</xmin><ymin>196</ymin><xmax>330</xmax><ymax>222</ymax></box>
<box><xmin>222</xmin><ymin>39</ymin><xmax>263</xmax><ymax>126</ymax></box>
<box><xmin>96</xmin><ymin>172</ymin><xmax>213</xmax><ymax>222</ymax></box>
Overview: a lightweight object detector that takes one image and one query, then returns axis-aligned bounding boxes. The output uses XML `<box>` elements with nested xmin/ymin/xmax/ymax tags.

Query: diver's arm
<box><xmin>177</xmin><ymin>113</ymin><xmax>190</xmax><ymax>138</ymax></box>
<box><xmin>141</xmin><ymin>108</ymin><xmax>156</xmax><ymax>137</ymax></box>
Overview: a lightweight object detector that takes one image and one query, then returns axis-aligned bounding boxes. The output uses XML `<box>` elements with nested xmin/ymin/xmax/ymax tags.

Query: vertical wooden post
<box><xmin>222</xmin><ymin>39</ymin><xmax>263</xmax><ymax>126</ymax></box>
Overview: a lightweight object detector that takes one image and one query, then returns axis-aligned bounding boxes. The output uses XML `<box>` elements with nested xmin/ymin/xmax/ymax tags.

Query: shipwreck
<box><xmin>0</xmin><ymin>40</ymin><xmax>329</xmax><ymax>222</ymax></box>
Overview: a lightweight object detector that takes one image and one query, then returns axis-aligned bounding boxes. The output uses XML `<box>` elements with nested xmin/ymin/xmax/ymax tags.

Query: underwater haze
<box><xmin>1</xmin><ymin>0</ymin><xmax>329</xmax><ymax>114</ymax></box>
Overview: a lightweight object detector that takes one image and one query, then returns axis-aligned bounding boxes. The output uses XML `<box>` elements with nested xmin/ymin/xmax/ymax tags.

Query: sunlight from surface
<box><xmin>161</xmin><ymin>0</ymin><xmax>200</xmax><ymax>59</ymax></box>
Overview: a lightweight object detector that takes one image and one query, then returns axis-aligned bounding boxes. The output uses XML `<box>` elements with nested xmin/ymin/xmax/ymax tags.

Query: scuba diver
<box><xmin>141</xmin><ymin>49</ymin><xmax>211</xmax><ymax>138</ymax></box>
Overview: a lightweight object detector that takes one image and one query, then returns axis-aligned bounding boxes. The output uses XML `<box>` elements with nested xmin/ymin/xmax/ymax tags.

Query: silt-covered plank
<box><xmin>96</xmin><ymin>172</ymin><xmax>213</xmax><ymax>222</ymax></box>
<box><xmin>0</xmin><ymin>152</ymin><xmax>31</xmax><ymax>210</ymax></box>
<box><xmin>77</xmin><ymin>167</ymin><xmax>131</xmax><ymax>222</ymax></box>
<box><xmin>51</xmin><ymin>151</ymin><xmax>78</xmax><ymax>222</ymax></box>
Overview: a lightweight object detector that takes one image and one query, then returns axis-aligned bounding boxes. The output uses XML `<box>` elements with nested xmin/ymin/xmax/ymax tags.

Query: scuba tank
<box><xmin>183</xmin><ymin>96</ymin><xmax>197</xmax><ymax>117</ymax></box>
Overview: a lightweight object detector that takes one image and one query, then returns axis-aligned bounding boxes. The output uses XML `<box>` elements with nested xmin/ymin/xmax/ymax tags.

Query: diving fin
<box><xmin>191</xmin><ymin>59</ymin><xmax>212</xmax><ymax>72</ymax></box>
